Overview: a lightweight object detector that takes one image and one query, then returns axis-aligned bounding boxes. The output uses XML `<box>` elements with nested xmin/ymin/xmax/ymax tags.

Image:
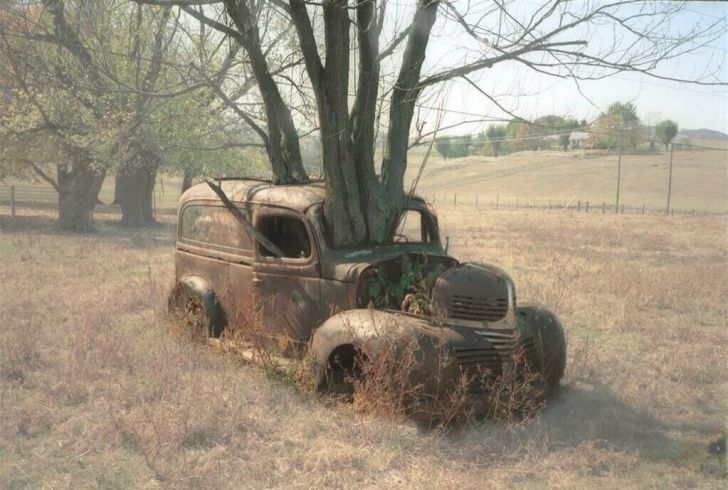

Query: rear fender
<box><xmin>169</xmin><ymin>275</ymin><xmax>224</xmax><ymax>336</ymax></box>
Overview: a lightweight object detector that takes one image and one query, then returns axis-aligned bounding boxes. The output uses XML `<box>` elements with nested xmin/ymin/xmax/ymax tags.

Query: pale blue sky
<box><xmin>415</xmin><ymin>1</ymin><xmax>728</xmax><ymax>134</ymax></box>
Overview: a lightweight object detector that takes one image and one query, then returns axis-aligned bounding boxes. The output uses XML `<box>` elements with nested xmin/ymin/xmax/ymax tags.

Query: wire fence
<box><xmin>0</xmin><ymin>185</ymin><xmax>58</xmax><ymax>205</ymax></box>
<box><xmin>423</xmin><ymin>192</ymin><xmax>726</xmax><ymax>217</ymax></box>
<box><xmin>1</xmin><ymin>184</ymin><xmax>723</xmax><ymax>224</ymax></box>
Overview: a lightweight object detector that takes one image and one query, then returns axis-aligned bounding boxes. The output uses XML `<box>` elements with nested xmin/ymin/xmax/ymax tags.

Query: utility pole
<box><xmin>666</xmin><ymin>143</ymin><xmax>674</xmax><ymax>216</ymax></box>
<box><xmin>615</xmin><ymin>120</ymin><xmax>623</xmax><ymax>213</ymax></box>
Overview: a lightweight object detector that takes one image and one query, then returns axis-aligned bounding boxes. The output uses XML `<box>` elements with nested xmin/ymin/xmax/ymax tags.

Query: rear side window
<box><xmin>394</xmin><ymin>209</ymin><xmax>433</xmax><ymax>243</ymax></box>
<box><xmin>180</xmin><ymin>205</ymin><xmax>252</xmax><ymax>251</ymax></box>
<box><xmin>257</xmin><ymin>215</ymin><xmax>311</xmax><ymax>259</ymax></box>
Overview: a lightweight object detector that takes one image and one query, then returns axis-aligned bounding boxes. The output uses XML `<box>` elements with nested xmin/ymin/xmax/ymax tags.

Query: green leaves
<box><xmin>367</xmin><ymin>256</ymin><xmax>445</xmax><ymax>313</ymax></box>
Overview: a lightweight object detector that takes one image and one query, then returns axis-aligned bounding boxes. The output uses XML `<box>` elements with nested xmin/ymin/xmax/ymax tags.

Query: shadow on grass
<box><xmin>435</xmin><ymin>380</ymin><xmax>698</xmax><ymax>473</ymax></box>
<box><xmin>539</xmin><ymin>381</ymin><xmax>681</xmax><ymax>461</ymax></box>
<box><xmin>0</xmin><ymin>212</ymin><xmax>176</xmax><ymax>248</ymax></box>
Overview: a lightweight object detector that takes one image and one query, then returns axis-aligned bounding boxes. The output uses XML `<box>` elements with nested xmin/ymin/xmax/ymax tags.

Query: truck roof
<box><xmin>180</xmin><ymin>178</ymin><xmax>428</xmax><ymax>214</ymax></box>
<box><xmin>180</xmin><ymin>179</ymin><xmax>327</xmax><ymax>213</ymax></box>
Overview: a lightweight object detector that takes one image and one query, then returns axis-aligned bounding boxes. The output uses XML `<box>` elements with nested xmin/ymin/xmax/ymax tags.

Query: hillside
<box><xmin>681</xmin><ymin>128</ymin><xmax>728</xmax><ymax>140</ymax></box>
<box><xmin>405</xmin><ymin>146</ymin><xmax>728</xmax><ymax>213</ymax></box>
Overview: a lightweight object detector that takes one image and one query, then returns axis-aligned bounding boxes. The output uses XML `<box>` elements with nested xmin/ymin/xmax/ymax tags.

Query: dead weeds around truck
<box><xmin>317</xmin><ymin>312</ymin><xmax>548</xmax><ymax>432</ymax></box>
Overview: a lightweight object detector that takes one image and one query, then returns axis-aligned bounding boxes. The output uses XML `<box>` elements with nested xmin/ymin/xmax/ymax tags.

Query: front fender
<box><xmin>307</xmin><ymin>309</ymin><xmax>455</xmax><ymax>389</ymax></box>
<box><xmin>515</xmin><ymin>303</ymin><xmax>566</xmax><ymax>387</ymax></box>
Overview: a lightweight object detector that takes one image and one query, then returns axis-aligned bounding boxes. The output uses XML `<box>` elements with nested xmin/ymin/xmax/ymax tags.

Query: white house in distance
<box><xmin>542</xmin><ymin>131</ymin><xmax>592</xmax><ymax>149</ymax></box>
<box><xmin>569</xmin><ymin>131</ymin><xmax>591</xmax><ymax>149</ymax></box>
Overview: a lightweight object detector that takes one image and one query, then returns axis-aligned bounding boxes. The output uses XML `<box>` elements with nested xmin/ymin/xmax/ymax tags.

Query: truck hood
<box><xmin>320</xmin><ymin>245</ymin><xmax>453</xmax><ymax>283</ymax></box>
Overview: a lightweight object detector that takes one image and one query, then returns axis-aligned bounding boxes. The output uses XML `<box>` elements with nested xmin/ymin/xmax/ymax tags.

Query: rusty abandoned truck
<box><xmin>169</xmin><ymin>178</ymin><xmax>566</xmax><ymax>405</ymax></box>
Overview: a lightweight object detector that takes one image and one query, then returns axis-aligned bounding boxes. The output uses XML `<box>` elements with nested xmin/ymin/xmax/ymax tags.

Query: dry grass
<box><xmin>406</xmin><ymin>146</ymin><xmax>728</xmax><ymax>213</ymax></box>
<box><xmin>1</xmin><ymin>207</ymin><xmax>726</xmax><ymax>488</ymax></box>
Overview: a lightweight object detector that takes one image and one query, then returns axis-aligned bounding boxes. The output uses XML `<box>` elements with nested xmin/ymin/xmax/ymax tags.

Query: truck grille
<box><xmin>453</xmin><ymin>329</ymin><xmax>517</xmax><ymax>386</ymax></box>
<box><xmin>448</xmin><ymin>294</ymin><xmax>508</xmax><ymax>322</ymax></box>
<box><xmin>453</xmin><ymin>346</ymin><xmax>503</xmax><ymax>377</ymax></box>
<box><xmin>453</xmin><ymin>330</ymin><xmax>543</xmax><ymax>393</ymax></box>
<box><xmin>519</xmin><ymin>336</ymin><xmax>541</xmax><ymax>371</ymax></box>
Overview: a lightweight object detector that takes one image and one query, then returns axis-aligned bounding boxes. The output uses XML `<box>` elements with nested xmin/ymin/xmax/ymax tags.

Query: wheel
<box><xmin>516</xmin><ymin>304</ymin><xmax>567</xmax><ymax>391</ymax></box>
<box><xmin>168</xmin><ymin>281</ymin><xmax>222</xmax><ymax>340</ymax></box>
<box><xmin>320</xmin><ymin>344</ymin><xmax>366</xmax><ymax>397</ymax></box>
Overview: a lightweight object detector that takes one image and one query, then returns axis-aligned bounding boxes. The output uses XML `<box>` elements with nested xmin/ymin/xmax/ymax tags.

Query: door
<box><xmin>252</xmin><ymin>207</ymin><xmax>325</xmax><ymax>349</ymax></box>
<box><xmin>176</xmin><ymin>202</ymin><xmax>255</xmax><ymax>323</ymax></box>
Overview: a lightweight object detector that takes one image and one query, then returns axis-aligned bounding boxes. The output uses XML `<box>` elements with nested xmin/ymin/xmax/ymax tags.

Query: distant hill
<box><xmin>680</xmin><ymin>128</ymin><xmax>728</xmax><ymax>140</ymax></box>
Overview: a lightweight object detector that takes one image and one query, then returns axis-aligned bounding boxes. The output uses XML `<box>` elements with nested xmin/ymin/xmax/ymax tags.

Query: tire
<box><xmin>168</xmin><ymin>279</ymin><xmax>223</xmax><ymax>340</ymax></box>
<box><xmin>516</xmin><ymin>303</ymin><xmax>567</xmax><ymax>391</ymax></box>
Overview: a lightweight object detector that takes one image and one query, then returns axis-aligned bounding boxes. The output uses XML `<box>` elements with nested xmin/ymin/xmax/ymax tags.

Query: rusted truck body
<box><xmin>170</xmin><ymin>179</ymin><xmax>566</xmax><ymax>400</ymax></box>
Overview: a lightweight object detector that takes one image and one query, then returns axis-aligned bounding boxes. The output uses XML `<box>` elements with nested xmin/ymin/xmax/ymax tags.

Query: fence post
<box><xmin>602</xmin><ymin>202</ymin><xmax>605</xmax><ymax>213</ymax></box>
<box><xmin>586</xmin><ymin>201</ymin><xmax>589</xmax><ymax>213</ymax></box>
<box><xmin>454</xmin><ymin>194</ymin><xmax>457</xmax><ymax>206</ymax></box>
<box><xmin>11</xmin><ymin>185</ymin><xmax>16</xmax><ymax>226</ymax></box>
<box><xmin>577</xmin><ymin>200</ymin><xmax>581</xmax><ymax>212</ymax></box>
<box><xmin>548</xmin><ymin>199</ymin><xmax>551</xmax><ymax>210</ymax></box>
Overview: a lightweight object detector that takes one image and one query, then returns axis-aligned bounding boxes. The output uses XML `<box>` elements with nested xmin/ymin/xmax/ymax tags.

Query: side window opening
<box><xmin>180</xmin><ymin>205</ymin><xmax>252</xmax><ymax>251</ymax></box>
<box><xmin>394</xmin><ymin>209</ymin><xmax>431</xmax><ymax>243</ymax></box>
<box><xmin>258</xmin><ymin>215</ymin><xmax>312</xmax><ymax>259</ymax></box>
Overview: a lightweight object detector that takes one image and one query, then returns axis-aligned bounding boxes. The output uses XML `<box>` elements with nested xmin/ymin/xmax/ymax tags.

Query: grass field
<box><xmin>405</xmin><ymin>146</ymin><xmax>728</xmax><ymax>214</ymax></box>
<box><xmin>1</xmin><ymin>205</ymin><xmax>726</xmax><ymax>488</ymax></box>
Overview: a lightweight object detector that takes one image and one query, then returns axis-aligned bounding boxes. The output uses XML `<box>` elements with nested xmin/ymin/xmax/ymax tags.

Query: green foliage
<box><xmin>502</xmin><ymin>116</ymin><xmax>579</xmax><ymax>153</ymax></box>
<box><xmin>367</xmin><ymin>256</ymin><xmax>445</xmax><ymax>314</ymax></box>
<box><xmin>449</xmin><ymin>135</ymin><xmax>472</xmax><ymax>158</ymax></box>
<box><xmin>485</xmin><ymin>124</ymin><xmax>507</xmax><ymax>157</ymax></box>
<box><xmin>0</xmin><ymin>1</ymin><xmax>263</xmax><ymax>190</ymax></box>
<box><xmin>435</xmin><ymin>136</ymin><xmax>451</xmax><ymax>159</ymax></box>
<box><xmin>559</xmin><ymin>133</ymin><xmax>571</xmax><ymax>151</ymax></box>
<box><xmin>590</xmin><ymin>102</ymin><xmax>643</xmax><ymax>150</ymax></box>
<box><xmin>655</xmin><ymin>119</ymin><xmax>679</xmax><ymax>150</ymax></box>
<box><xmin>435</xmin><ymin>135</ymin><xmax>471</xmax><ymax>159</ymax></box>
<box><xmin>606</xmin><ymin>101</ymin><xmax>640</xmax><ymax>123</ymax></box>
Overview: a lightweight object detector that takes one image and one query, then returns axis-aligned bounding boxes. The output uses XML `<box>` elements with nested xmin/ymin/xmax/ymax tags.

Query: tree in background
<box><xmin>486</xmin><ymin>124</ymin><xmax>507</xmax><ymax>157</ymax></box>
<box><xmin>435</xmin><ymin>137</ymin><xmax>451</xmax><ymax>159</ymax></box>
<box><xmin>656</xmin><ymin>120</ymin><xmax>679</xmax><ymax>150</ymax></box>
<box><xmin>559</xmin><ymin>133</ymin><xmax>571</xmax><ymax>151</ymax></box>
<box><xmin>591</xmin><ymin>101</ymin><xmax>642</xmax><ymax>150</ymax></box>
<box><xmin>435</xmin><ymin>135</ymin><xmax>471</xmax><ymax>159</ymax></box>
<box><xmin>0</xmin><ymin>0</ymin><xmax>261</xmax><ymax>229</ymax></box>
<box><xmin>448</xmin><ymin>135</ymin><xmax>472</xmax><ymax>158</ymax></box>
<box><xmin>506</xmin><ymin>121</ymin><xmax>541</xmax><ymax>152</ymax></box>
<box><xmin>608</xmin><ymin>102</ymin><xmax>641</xmax><ymax>149</ymax></box>
<box><xmin>607</xmin><ymin>102</ymin><xmax>639</xmax><ymax>122</ymax></box>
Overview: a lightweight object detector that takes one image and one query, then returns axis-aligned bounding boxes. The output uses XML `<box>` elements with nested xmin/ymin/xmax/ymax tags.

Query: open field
<box><xmin>405</xmin><ymin>146</ymin><xmax>728</xmax><ymax>214</ymax></box>
<box><xmin>1</xmin><ymin>206</ymin><xmax>726</xmax><ymax>488</ymax></box>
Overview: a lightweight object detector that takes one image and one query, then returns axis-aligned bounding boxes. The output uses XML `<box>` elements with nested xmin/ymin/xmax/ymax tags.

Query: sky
<box><xmin>414</xmin><ymin>1</ymin><xmax>728</xmax><ymax>135</ymax></box>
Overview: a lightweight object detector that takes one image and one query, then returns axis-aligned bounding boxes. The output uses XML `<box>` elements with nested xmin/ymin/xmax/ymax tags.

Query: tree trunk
<box><xmin>57</xmin><ymin>163</ymin><xmax>105</xmax><ymax>232</ymax></box>
<box><xmin>112</xmin><ymin>173</ymin><xmax>127</xmax><ymax>205</ymax></box>
<box><xmin>224</xmin><ymin>0</ymin><xmax>308</xmax><ymax>184</ymax></box>
<box><xmin>118</xmin><ymin>162</ymin><xmax>157</xmax><ymax>227</ymax></box>
<box><xmin>181</xmin><ymin>169</ymin><xmax>194</xmax><ymax>193</ymax></box>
